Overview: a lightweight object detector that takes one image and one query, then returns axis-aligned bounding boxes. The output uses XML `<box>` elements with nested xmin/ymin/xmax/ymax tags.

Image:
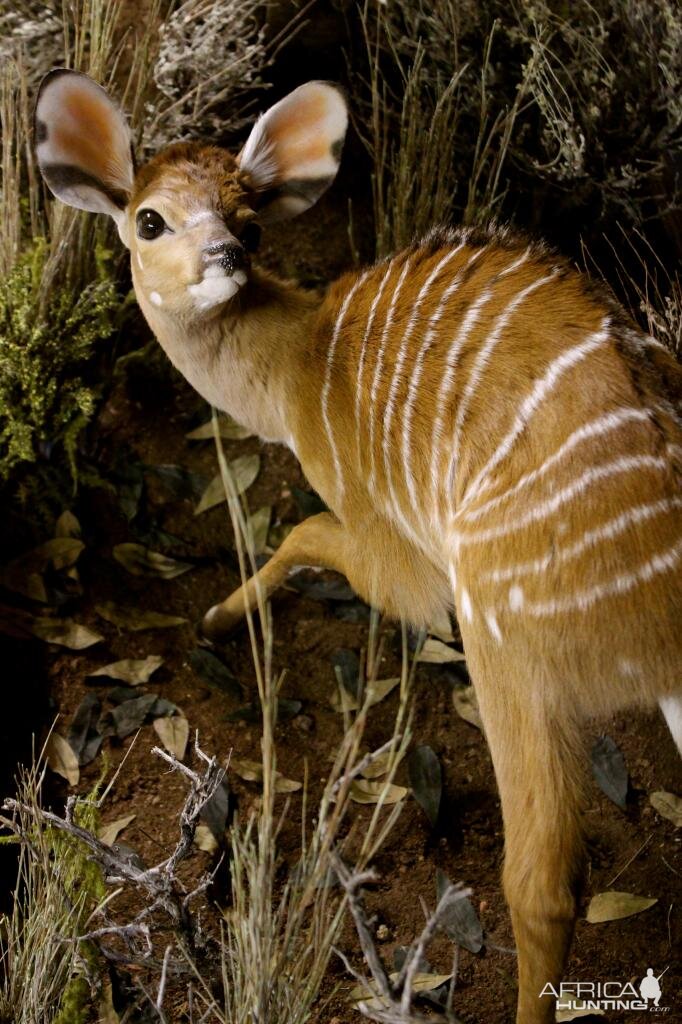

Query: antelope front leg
<box><xmin>202</xmin><ymin>512</ymin><xmax>351</xmax><ymax>639</ymax></box>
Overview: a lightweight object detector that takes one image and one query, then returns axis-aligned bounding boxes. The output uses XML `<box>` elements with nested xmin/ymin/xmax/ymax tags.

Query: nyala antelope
<box><xmin>36</xmin><ymin>70</ymin><xmax>681</xmax><ymax>1023</ymax></box>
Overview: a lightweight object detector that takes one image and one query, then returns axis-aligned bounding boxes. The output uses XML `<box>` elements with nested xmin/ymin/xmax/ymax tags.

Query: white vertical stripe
<box><xmin>453</xmin><ymin>453</ymin><xmax>668</xmax><ymax>544</ymax></box>
<box><xmin>459</xmin><ymin>406</ymin><xmax>652</xmax><ymax>523</ymax></box>
<box><xmin>381</xmin><ymin>246</ymin><xmax>463</xmax><ymax>517</ymax></box>
<box><xmin>321</xmin><ymin>269</ymin><xmax>372</xmax><ymax>503</ymax></box>
<box><xmin>402</xmin><ymin>247</ymin><xmax>483</xmax><ymax>516</ymax></box>
<box><xmin>355</xmin><ymin>257</ymin><xmax>394</xmax><ymax>466</ymax></box>
<box><xmin>368</xmin><ymin>256</ymin><xmax>412</xmax><ymax>491</ymax></box>
<box><xmin>463</xmin><ymin>317</ymin><xmax>611</xmax><ymax>505</ymax></box>
<box><xmin>522</xmin><ymin>536</ymin><xmax>682</xmax><ymax>616</ymax></box>
<box><xmin>429</xmin><ymin>285</ymin><xmax>495</xmax><ymax>522</ymax></box>
<box><xmin>448</xmin><ymin>270</ymin><xmax>558</xmax><ymax>495</ymax></box>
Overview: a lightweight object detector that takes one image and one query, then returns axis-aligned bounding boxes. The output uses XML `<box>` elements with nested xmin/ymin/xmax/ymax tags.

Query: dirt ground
<box><xmin>3</xmin><ymin>182</ymin><xmax>681</xmax><ymax>1023</ymax></box>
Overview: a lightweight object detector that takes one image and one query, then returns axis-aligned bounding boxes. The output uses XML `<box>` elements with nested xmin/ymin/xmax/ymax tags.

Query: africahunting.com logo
<box><xmin>541</xmin><ymin>967</ymin><xmax>671</xmax><ymax>1013</ymax></box>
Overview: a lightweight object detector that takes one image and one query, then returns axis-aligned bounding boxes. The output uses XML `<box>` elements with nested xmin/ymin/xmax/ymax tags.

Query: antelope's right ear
<box><xmin>35</xmin><ymin>70</ymin><xmax>134</xmax><ymax>221</ymax></box>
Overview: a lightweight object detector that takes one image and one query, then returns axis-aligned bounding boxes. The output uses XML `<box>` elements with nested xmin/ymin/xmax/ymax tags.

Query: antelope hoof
<box><xmin>201</xmin><ymin>603</ymin><xmax>241</xmax><ymax>640</ymax></box>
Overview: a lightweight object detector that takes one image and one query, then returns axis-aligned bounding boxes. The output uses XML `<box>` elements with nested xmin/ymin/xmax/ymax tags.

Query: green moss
<box><xmin>0</xmin><ymin>237</ymin><xmax>120</xmax><ymax>483</ymax></box>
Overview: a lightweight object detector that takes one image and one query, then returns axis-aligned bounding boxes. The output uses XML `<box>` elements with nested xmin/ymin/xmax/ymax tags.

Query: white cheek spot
<box><xmin>509</xmin><ymin>585</ymin><xmax>524</xmax><ymax>611</ymax></box>
<box><xmin>460</xmin><ymin>588</ymin><xmax>473</xmax><ymax>623</ymax></box>
<box><xmin>485</xmin><ymin>610</ymin><xmax>503</xmax><ymax>644</ymax></box>
<box><xmin>150</xmin><ymin>291</ymin><xmax>163</xmax><ymax>307</ymax></box>
<box><xmin>137</xmin><ymin>252</ymin><xmax>144</xmax><ymax>271</ymax></box>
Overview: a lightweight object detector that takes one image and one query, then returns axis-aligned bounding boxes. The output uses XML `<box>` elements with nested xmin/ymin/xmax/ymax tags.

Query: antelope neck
<box><xmin>144</xmin><ymin>267</ymin><xmax>320</xmax><ymax>445</ymax></box>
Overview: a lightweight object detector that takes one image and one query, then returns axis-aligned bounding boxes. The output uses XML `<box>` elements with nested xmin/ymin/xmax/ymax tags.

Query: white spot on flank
<box><xmin>619</xmin><ymin>658</ymin><xmax>639</xmax><ymax>678</ymax></box>
<box><xmin>508</xmin><ymin>585</ymin><xmax>524</xmax><ymax>611</ymax></box>
<box><xmin>150</xmin><ymin>291</ymin><xmax>163</xmax><ymax>307</ymax></box>
<box><xmin>461</xmin><ymin>588</ymin><xmax>473</xmax><ymax>623</ymax></box>
<box><xmin>137</xmin><ymin>251</ymin><xmax>144</xmax><ymax>270</ymax></box>
<box><xmin>485</xmin><ymin>610</ymin><xmax>503</xmax><ymax>643</ymax></box>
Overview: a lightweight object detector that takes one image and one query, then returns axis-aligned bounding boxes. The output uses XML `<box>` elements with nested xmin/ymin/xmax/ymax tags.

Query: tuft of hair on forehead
<box><xmin>131</xmin><ymin>142</ymin><xmax>253</xmax><ymax>213</ymax></box>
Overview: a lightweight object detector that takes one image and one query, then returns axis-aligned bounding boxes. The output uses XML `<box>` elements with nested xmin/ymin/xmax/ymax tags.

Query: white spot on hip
<box><xmin>150</xmin><ymin>290</ymin><xmax>163</xmax><ymax>307</ymax></box>
<box><xmin>485</xmin><ymin>610</ymin><xmax>503</xmax><ymax>643</ymax></box>
<box><xmin>460</xmin><ymin>587</ymin><xmax>473</xmax><ymax>623</ymax></box>
<box><xmin>508</xmin><ymin>585</ymin><xmax>524</xmax><ymax>611</ymax></box>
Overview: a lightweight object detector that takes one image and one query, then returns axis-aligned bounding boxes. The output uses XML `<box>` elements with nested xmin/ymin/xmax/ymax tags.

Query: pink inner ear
<box><xmin>54</xmin><ymin>88</ymin><xmax>123</xmax><ymax>185</ymax></box>
<box><xmin>268</xmin><ymin>91</ymin><xmax>335</xmax><ymax>176</ymax></box>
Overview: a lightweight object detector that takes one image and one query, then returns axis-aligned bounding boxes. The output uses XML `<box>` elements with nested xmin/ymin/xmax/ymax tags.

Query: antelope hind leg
<box><xmin>468</xmin><ymin>653</ymin><xmax>586</xmax><ymax>1024</ymax></box>
<box><xmin>202</xmin><ymin>512</ymin><xmax>352</xmax><ymax>639</ymax></box>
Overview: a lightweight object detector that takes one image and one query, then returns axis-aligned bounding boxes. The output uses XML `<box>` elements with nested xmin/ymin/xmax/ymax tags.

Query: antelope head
<box><xmin>34</xmin><ymin>71</ymin><xmax>347</xmax><ymax>323</ymax></box>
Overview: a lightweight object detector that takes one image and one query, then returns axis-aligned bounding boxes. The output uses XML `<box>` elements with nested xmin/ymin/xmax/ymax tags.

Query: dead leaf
<box><xmin>0</xmin><ymin>537</ymin><xmax>85</xmax><ymax>601</ymax></box>
<box><xmin>194</xmin><ymin>824</ymin><xmax>218</xmax><ymax>853</ymax></box>
<box><xmin>45</xmin><ymin>733</ymin><xmax>79</xmax><ymax>786</ymax></box>
<box><xmin>330</xmin><ymin>677</ymin><xmax>400</xmax><ymax>713</ymax></box>
<box><xmin>437</xmin><ymin>868</ymin><xmax>483</xmax><ymax>952</ymax></box>
<box><xmin>153</xmin><ymin>715</ymin><xmax>189</xmax><ymax>760</ymax></box>
<box><xmin>186</xmin><ymin>414</ymin><xmax>252</xmax><ymax>441</ymax></box>
<box><xmin>591</xmin><ymin>735</ymin><xmax>628</xmax><ymax>810</ymax></box>
<box><xmin>350</xmin><ymin>972</ymin><xmax>452</xmax><ymax>1003</ymax></box>
<box><xmin>88</xmin><ymin>656</ymin><xmax>164</xmax><ymax>685</ymax></box>
<box><xmin>649</xmin><ymin>790</ymin><xmax>682</xmax><ymax>827</ymax></box>
<box><xmin>231</xmin><ymin>757</ymin><xmax>302</xmax><ymax>793</ymax></box>
<box><xmin>95</xmin><ymin>602</ymin><xmax>187</xmax><ymax>631</ymax></box>
<box><xmin>67</xmin><ymin>693</ymin><xmax>102</xmax><ymax>766</ymax></box>
<box><xmin>409</xmin><ymin>745</ymin><xmax>442</xmax><ymax>826</ymax></box>
<box><xmin>452</xmin><ymin>685</ymin><xmax>484</xmax><ymax>731</ymax></box>
<box><xmin>113</xmin><ymin>543</ymin><xmax>193</xmax><ymax>579</ymax></box>
<box><xmin>55</xmin><ymin>510</ymin><xmax>82</xmax><ymax>538</ymax></box>
<box><xmin>189</xmin><ymin>648</ymin><xmax>242</xmax><ymax>700</ymax></box>
<box><xmin>427</xmin><ymin>616</ymin><xmax>455</xmax><ymax>643</ymax></box>
<box><xmin>194</xmin><ymin>454</ymin><xmax>260</xmax><ymax>514</ymax></box>
<box><xmin>418</xmin><ymin>637</ymin><xmax>466</xmax><ymax>664</ymax></box>
<box><xmin>98</xmin><ymin>813</ymin><xmax>136</xmax><ymax>846</ymax></box>
<box><xmin>361</xmin><ymin>747</ymin><xmax>405</xmax><ymax>780</ymax></box>
<box><xmin>556</xmin><ymin>1003</ymin><xmax>605</xmax><ymax>1021</ymax></box>
<box><xmin>585</xmin><ymin>890</ymin><xmax>657</xmax><ymax>923</ymax></box>
<box><xmin>247</xmin><ymin>506</ymin><xmax>271</xmax><ymax>555</ymax></box>
<box><xmin>31</xmin><ymin>617</ymin><xmax>103</xmax><ymax>649</ymax></box>
<box><xmin>348</xmin><ymin>780</ymin><xmax>408</xmax><ymax>805</ymax></box>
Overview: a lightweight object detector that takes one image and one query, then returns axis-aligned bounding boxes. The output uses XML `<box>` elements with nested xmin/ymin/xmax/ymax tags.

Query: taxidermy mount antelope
<box><xmin>36</xmin><ymin>70</ymin><xmax>681</xmax><ymax>1024</ymax></box>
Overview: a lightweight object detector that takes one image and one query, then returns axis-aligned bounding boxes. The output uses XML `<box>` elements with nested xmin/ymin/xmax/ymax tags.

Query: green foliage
<box><xmin>0</xmin><ymin>238</ymin><xmax>119</xmax><ymax>482</ymax></box>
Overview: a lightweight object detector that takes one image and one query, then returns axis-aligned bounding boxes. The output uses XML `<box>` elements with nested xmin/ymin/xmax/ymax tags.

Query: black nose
<box><xmin>203</xmin><ymin>242</ymin><xmax>246</xmax><ymax>275</ymax></box>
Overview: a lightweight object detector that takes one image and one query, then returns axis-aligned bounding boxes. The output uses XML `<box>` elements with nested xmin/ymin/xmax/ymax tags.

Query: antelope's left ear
<box><xmin>34</xmin><ymin>69</ymin><xmax>134</xmax><ymax>221</ymax></box>
<box><xmin>238</xmin><ymin>81</ymin><xmax>347</xmax><ymax>224</ymax></box>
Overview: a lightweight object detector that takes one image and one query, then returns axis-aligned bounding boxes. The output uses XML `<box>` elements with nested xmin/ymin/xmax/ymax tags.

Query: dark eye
<box><xmin>240</xmin><ymin>221</ymin><xmax>261</xmax><ymax>253</ymax></box>
<box><xmin>136</xmin><ymin>208</ymin><xmax>167</xmax><ymax>240</ymax></box>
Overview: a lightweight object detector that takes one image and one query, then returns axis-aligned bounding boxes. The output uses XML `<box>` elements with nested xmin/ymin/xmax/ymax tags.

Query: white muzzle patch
<box><xmin>188</xmin><ymin>266</ymin><xmax>247</xmax><ymax>311</ymax></box>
